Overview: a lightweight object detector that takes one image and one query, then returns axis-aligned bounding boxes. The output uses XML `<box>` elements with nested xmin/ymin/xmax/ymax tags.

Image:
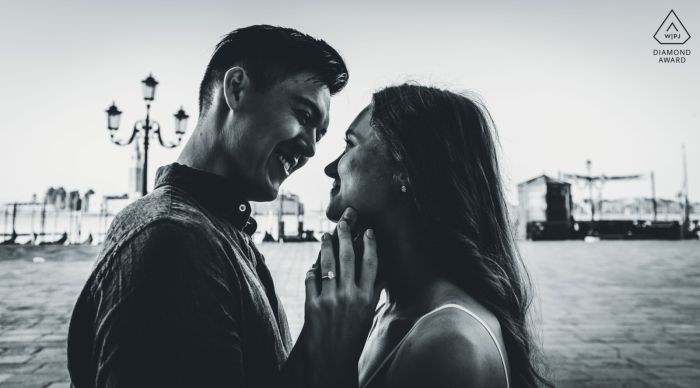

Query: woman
<box><xmin>318</xmin><ymin>84</ymin><xmax>552</xmax><ymax>387</ymax></box>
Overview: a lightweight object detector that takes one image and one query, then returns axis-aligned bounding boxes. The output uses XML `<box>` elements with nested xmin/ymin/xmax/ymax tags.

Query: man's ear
<box><xmin>223</xmin><ymin>67</ymin><xmax>250</xmax><ymax>111</ymax></box>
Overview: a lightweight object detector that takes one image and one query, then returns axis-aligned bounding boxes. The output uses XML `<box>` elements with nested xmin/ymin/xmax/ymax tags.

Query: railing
<box><xmin>1</xmin><ymin>202</ymin><xmax>119</xmax><ymax>245</ymax></box>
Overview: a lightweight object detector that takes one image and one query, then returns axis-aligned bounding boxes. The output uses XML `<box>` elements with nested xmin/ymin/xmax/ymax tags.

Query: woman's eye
<box><xmin>344</xmin><ymin>137</ymin><xmax>353</xmax><ymax>150</ymax></box>
<box><xmin>316</xmin><ymin>132</ymin><xmax>324</xmax><ymax>143</ymax></box>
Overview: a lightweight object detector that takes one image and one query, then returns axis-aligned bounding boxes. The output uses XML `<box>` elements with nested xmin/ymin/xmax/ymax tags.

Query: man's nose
<box><xmin>295</xmin><ymin>128</ymin><xmax>316</xmax><ymax>158</ymax></box>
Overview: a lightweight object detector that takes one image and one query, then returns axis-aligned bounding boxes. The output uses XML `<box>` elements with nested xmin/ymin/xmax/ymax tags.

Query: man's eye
<box><xmin>296</xmin><ymin>110</ymin><xmax>311</xmax><ymax>124</ymax></box>
<box><xmin>316</xmin><ymin>131</ymin><xmax>324</xmax><ymax>143</ymax></box>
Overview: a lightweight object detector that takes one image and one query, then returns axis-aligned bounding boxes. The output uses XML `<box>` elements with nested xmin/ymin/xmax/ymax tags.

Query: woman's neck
<box><xmin>371</xmin><ymin>212</ymin><xmax>464</xmax><ymax>317</ymax></box>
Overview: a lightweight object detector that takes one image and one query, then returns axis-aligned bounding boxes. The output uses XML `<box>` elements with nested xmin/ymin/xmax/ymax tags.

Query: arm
<box><xmin>302</xmin><ymin>212</ymin><xmax>383</xmax><ymax>388</ymax></box>
<box><xmin>92</xmin><ymin>220</ymin><xmax>246</xmax><ymax>388</ymax></box>
<box><xmin>279</xmin><ymin>325</ymin><xmax>310</xmax><ymax>388</ymax></box>
<box><xmin>279</xmin><ymin>208</ymin><xmax>382</xmax><ymax>388</ymax></box>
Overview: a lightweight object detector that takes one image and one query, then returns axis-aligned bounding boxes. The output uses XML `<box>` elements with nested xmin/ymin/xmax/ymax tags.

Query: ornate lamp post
<box><xmin>105</xmin><ymin>73</ymin><xmax>189</xmax><ymax>196</ymax></box>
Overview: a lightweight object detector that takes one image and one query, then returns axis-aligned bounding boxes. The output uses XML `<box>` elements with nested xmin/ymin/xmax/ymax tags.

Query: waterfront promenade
<box><xmin>0</xmin><ymin>240</ymin><xmax>699</xmax><ymax>387</ymax></box>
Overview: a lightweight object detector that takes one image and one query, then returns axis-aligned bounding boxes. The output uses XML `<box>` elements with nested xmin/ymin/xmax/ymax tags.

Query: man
<box><xmin>68</xmin><ymin>25</ymin><xmax>376</xmax><ymax>387</ymax></box>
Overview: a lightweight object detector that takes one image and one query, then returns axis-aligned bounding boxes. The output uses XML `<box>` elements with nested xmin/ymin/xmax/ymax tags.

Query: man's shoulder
<box><xmin>105</xmin><ymin>186</ymin><xmax>206</xmax><ymax>242</ymax></box>
<box><xmin>96</xmin><ymin>187</ymin><xmax>219</xmax><ymax>265</ymax></box>
<box><xmin>89</xmin><ymin>214</ymin><xmax>236</xmax><ymax>298</ymax></box>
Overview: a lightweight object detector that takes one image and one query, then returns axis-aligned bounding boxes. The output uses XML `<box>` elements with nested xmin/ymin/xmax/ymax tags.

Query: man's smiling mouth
<box><xmin>274</xmin><ymin>151</ymin><xmax>298</xmax><ymax>175</ymax></box>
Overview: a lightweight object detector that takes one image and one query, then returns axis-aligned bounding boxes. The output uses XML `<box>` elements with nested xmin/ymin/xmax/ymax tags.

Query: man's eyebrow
<box><xmin>290</xmin><ymin>95</ymin><xmax>323</xmax><ymax>120</ymax></box>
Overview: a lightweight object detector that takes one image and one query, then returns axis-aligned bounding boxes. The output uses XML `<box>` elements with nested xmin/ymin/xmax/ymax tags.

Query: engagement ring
<box><xmin>322</xmin><ymin>271</ymin><xmax>336</xmax><ymax>280</ymax></box>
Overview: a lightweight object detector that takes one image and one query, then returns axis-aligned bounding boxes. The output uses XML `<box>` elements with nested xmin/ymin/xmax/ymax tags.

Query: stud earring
<box><xmin>401</xmin><ymin>185</ymin><xmax>406</xmax><ymax>192</ymax></box>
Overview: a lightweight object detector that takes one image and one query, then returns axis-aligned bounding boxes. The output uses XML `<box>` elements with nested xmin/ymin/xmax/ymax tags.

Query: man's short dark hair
<box><xmin>198</xmin><ymin>25</ymin><xmax>349</xmax><ymax>116</ymax></box>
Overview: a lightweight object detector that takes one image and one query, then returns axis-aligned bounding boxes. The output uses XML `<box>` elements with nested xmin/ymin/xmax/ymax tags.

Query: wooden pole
<box><xmin>40</xmin><ymin>202</ymin><xmax>46</xmax><ymax>242</ymax></box>
<box><xmin>278</xmin><ymin>192</ymin><xmax>284</xmax><ymax>241</ymax></box>
<box><xmin>683</xmin><ymin>145</ymin><xmax>690</xmax><ymax>229</ymax></box>
<box><xmin>651</xmin><ymin>171</ymin><xmax>657</xmax><ymax>221</ymax></box>
<box><xmin>679</xmin><ymin>145</ymin><xmax>684</xmax><ymax>239</ymax></box>
<box><xmin>587</xmin><ymin>160</ymin><xmax>595</xmax><ymax>222</ymax></box>
<box><xmin>104</xmin><ymin>202</ymin><xmax>109</xmax><ymax>243</ymax></box>
<box><xmin>11</xmin><ymin>203</ymin><xmax>17</xmax><ymax>235</ymax></box>
<box><xmin>2</xmin><ymin>205</ymin><xmax>7</xmax><ymax>238</ymax></box>
<box><xmin>30</xmin><ymin>196</ymin><xmax>36</xmax><ymax>239</ymax></box>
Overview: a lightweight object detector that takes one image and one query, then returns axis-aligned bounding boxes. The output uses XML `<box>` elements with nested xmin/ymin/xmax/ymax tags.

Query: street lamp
<box><xmin>105</xmin><ymin>73</ymin><xmax>188</xmax><ymax>196</ymax></box>
<box><xmin>141</xmin><ymin>73</ymin><xmax>158</xmax><ymax>102</ymax></box>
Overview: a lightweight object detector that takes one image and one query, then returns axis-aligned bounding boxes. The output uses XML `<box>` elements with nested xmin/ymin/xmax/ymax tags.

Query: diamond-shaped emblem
<box><xmin>654</xmin><ymin>10</ymin><xmax>691</xmax><ymax>44</ymax></box>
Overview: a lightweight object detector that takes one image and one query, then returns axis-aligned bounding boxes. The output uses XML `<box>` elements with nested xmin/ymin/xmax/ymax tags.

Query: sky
<box><xmin>1</xmin><ymin>0</ymin><xmax>698</xmax><ymax>211</ymax></box>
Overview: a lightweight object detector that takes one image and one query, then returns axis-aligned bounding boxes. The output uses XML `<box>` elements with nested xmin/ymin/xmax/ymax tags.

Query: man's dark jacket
<box><xmin>67</xmin><ymin>163</ymin><xmax>293</xmax><ymax>387</ymax></box>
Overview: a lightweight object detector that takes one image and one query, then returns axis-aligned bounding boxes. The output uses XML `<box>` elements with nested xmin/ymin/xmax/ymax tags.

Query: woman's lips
<box><xmin>330</xmin><ymin>180</ymin><xmax>340</xmax><ymax>194</ymax></box>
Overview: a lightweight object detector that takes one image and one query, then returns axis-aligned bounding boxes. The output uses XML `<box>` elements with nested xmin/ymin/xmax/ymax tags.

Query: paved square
<box><xmin>1</xmin><ymin>240</ymin><xmax>699</xmax><ymax>387</ymax></box>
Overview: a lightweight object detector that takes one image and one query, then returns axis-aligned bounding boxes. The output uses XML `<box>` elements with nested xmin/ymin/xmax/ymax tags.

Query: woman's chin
<box><xmin>325</xmin><ymin>201</ymin><xmax>345</xmax><ymax>223</ymax></box>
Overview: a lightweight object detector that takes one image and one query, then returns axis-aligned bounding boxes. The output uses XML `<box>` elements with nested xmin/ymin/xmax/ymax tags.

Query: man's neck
<box><xmin>177</xmin><ymin>113</ymin><xmax>232</xmax><ymax>179</ymax></box>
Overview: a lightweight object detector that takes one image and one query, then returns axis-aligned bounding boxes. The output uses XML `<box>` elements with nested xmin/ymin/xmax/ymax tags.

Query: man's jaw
<box><xmin>263</xmin><ymin>149</ymin><xmax>299</xmax><ymax>198</ymax></box>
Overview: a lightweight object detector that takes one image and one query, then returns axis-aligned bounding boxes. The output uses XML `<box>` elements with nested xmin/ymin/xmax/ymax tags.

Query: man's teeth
<box><xmin>277</xmin><ymin>153</ymin><xmax>291</xmax><ymax>174</ymax></box>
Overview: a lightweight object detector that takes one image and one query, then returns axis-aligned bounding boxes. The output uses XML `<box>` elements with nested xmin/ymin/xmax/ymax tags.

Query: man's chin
<box><xmin>246</xmin><ymin>180</ymin><xmax>281</xmax><ymax>202</ymax></box>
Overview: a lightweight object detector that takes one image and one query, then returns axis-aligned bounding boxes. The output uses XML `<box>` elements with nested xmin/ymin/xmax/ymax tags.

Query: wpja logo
<box><xmin>653</xmin><ymin>10</ymin><xmax>691</xmax><ymax>63</ymax></box>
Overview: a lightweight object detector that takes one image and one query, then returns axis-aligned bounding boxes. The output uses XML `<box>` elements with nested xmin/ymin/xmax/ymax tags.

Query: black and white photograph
<box><xmin>0</xmin><ymin>1</ymin><xmax>698</xmax><ymax>387</ymax></box>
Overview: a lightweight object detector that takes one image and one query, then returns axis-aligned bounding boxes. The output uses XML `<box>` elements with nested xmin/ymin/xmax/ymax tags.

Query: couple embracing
<box><xmin>67</xmin><ymin>25</ymin><xmax>552</xmax><ymax>388</ymax></box>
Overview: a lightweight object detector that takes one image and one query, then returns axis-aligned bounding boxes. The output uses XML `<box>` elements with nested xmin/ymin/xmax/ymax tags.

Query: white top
<box><xmin>361</xmin><ymin>303</ymin><xmax>510</xmax><ymax>388</ymax></box>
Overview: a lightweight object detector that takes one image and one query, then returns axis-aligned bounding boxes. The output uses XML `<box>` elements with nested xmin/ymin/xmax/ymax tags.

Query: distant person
<box><xmin>316</xmin><ymin>84</ymin><xmax>554</xmax><ymax>387</ymax></box>
<box><xmin>68</xmin><ymin>25</ymin><xmax>380</xmax><ymax>388</ymax></box>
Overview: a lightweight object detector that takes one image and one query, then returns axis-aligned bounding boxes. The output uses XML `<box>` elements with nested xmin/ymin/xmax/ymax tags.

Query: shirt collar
<box><xmin>154</xmin><ymin>163</ymin><xmax>257</xmax><ymax>234</ymax></box>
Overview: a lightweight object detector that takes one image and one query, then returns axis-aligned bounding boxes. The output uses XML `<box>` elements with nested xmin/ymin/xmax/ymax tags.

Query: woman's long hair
<box><xmin>371</xmin><ymin>83</ymin><xmax>553</xmax><ymax>387</ymax></box>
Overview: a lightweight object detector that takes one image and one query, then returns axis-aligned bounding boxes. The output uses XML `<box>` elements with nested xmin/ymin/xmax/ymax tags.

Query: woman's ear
<box><xmin>222</xmin><ymin>67</ymin><xmax>250</xmax><ymax>111</ymax></box>
<box><xmin>395</xmin><ymin>172</ymin><xmax>410</xmax><ymax>193</ymax></box>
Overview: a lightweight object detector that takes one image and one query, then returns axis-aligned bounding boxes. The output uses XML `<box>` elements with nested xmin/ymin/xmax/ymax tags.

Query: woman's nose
<box><xmin>324</xmin><ymin>154</ymin><xmax>341</xmax><ymax>178</ymax></box>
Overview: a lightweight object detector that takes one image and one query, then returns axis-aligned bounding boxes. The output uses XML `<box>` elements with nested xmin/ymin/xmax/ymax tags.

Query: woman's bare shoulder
<box><xmin>384</xmin><ymin>307</ymin><xmax>507</xmax><ymax>388</ymax></box>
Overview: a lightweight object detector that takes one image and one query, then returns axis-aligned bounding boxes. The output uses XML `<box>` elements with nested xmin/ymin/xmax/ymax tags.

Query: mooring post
<box><xmin>11</xmin><ymin>203</ymin><xmax>18</xmax><ymax>235</ymax></box>
<box><xmin>2</xmin><ymin>204</ymin><xmax>7</xmax><ymax>238</ymax></box>
<box><xmin>651</xmin><ymin>171</ymin><xmax>657</xmax><ymax>221</ymax></box>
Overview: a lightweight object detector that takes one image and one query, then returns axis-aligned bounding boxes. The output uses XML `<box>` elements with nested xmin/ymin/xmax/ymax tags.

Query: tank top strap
<box><xmin>436</xmin><ymin>304</ymin><xmax>510</xmax><ymax>388</ymax></box>
<box><xmin>361</xmin><ymin>304</ymin><xmax>509</xmax><ymax>388</ymax></box>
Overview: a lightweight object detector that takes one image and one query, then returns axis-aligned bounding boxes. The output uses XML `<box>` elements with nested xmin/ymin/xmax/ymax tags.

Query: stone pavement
<box><xmin>0</xmin><ymin>246</ymin><xmax>99</xmax><ymax>388</ymax></box>
<box><xmin>520</xmin><ymin>240</ymin><xmax>700</xmax><ymax>388</ymax></box>
<box><xmin>1</xmin><ymin>241</ymin><xmax>699</xmax><ymax>387</ymax></box>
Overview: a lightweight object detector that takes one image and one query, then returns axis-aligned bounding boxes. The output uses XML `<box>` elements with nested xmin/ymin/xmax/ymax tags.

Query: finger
<box><xmin>337</xmin><ymin>220</ymin><xmax>355</xmax><ymax>290</ymax></box>
<box><xmin>319</xmin><ymin>233</ymin><xmax>337</xmax><ymax>294</ymax></box>
<box><xmin>305</xmin><ymin>264</ymin><xmax>319</xmax><ymax>300</ymax></box>
<box><xmin>333</xmin><ymin>208</ymin><xmax>358</xmax><ymax>274</ymax></box>
<box><xmin>352</xmin><ymin>227</ymin><xmax>367</xmax><ymax>284</ymax></box>
<box><xmin>359</xmin><ymin>229</ymin><xmax>379</xmax><ymax>292</ymax></box>
<box><xmin>340</xmin><ymin>207</ymin><xmax>359</xmax><ymax>238</ymax></box>
<box><xmin>313</xmin><ymin>249</ymin><xmax>322</xmax><ymax>290</ymax></box>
